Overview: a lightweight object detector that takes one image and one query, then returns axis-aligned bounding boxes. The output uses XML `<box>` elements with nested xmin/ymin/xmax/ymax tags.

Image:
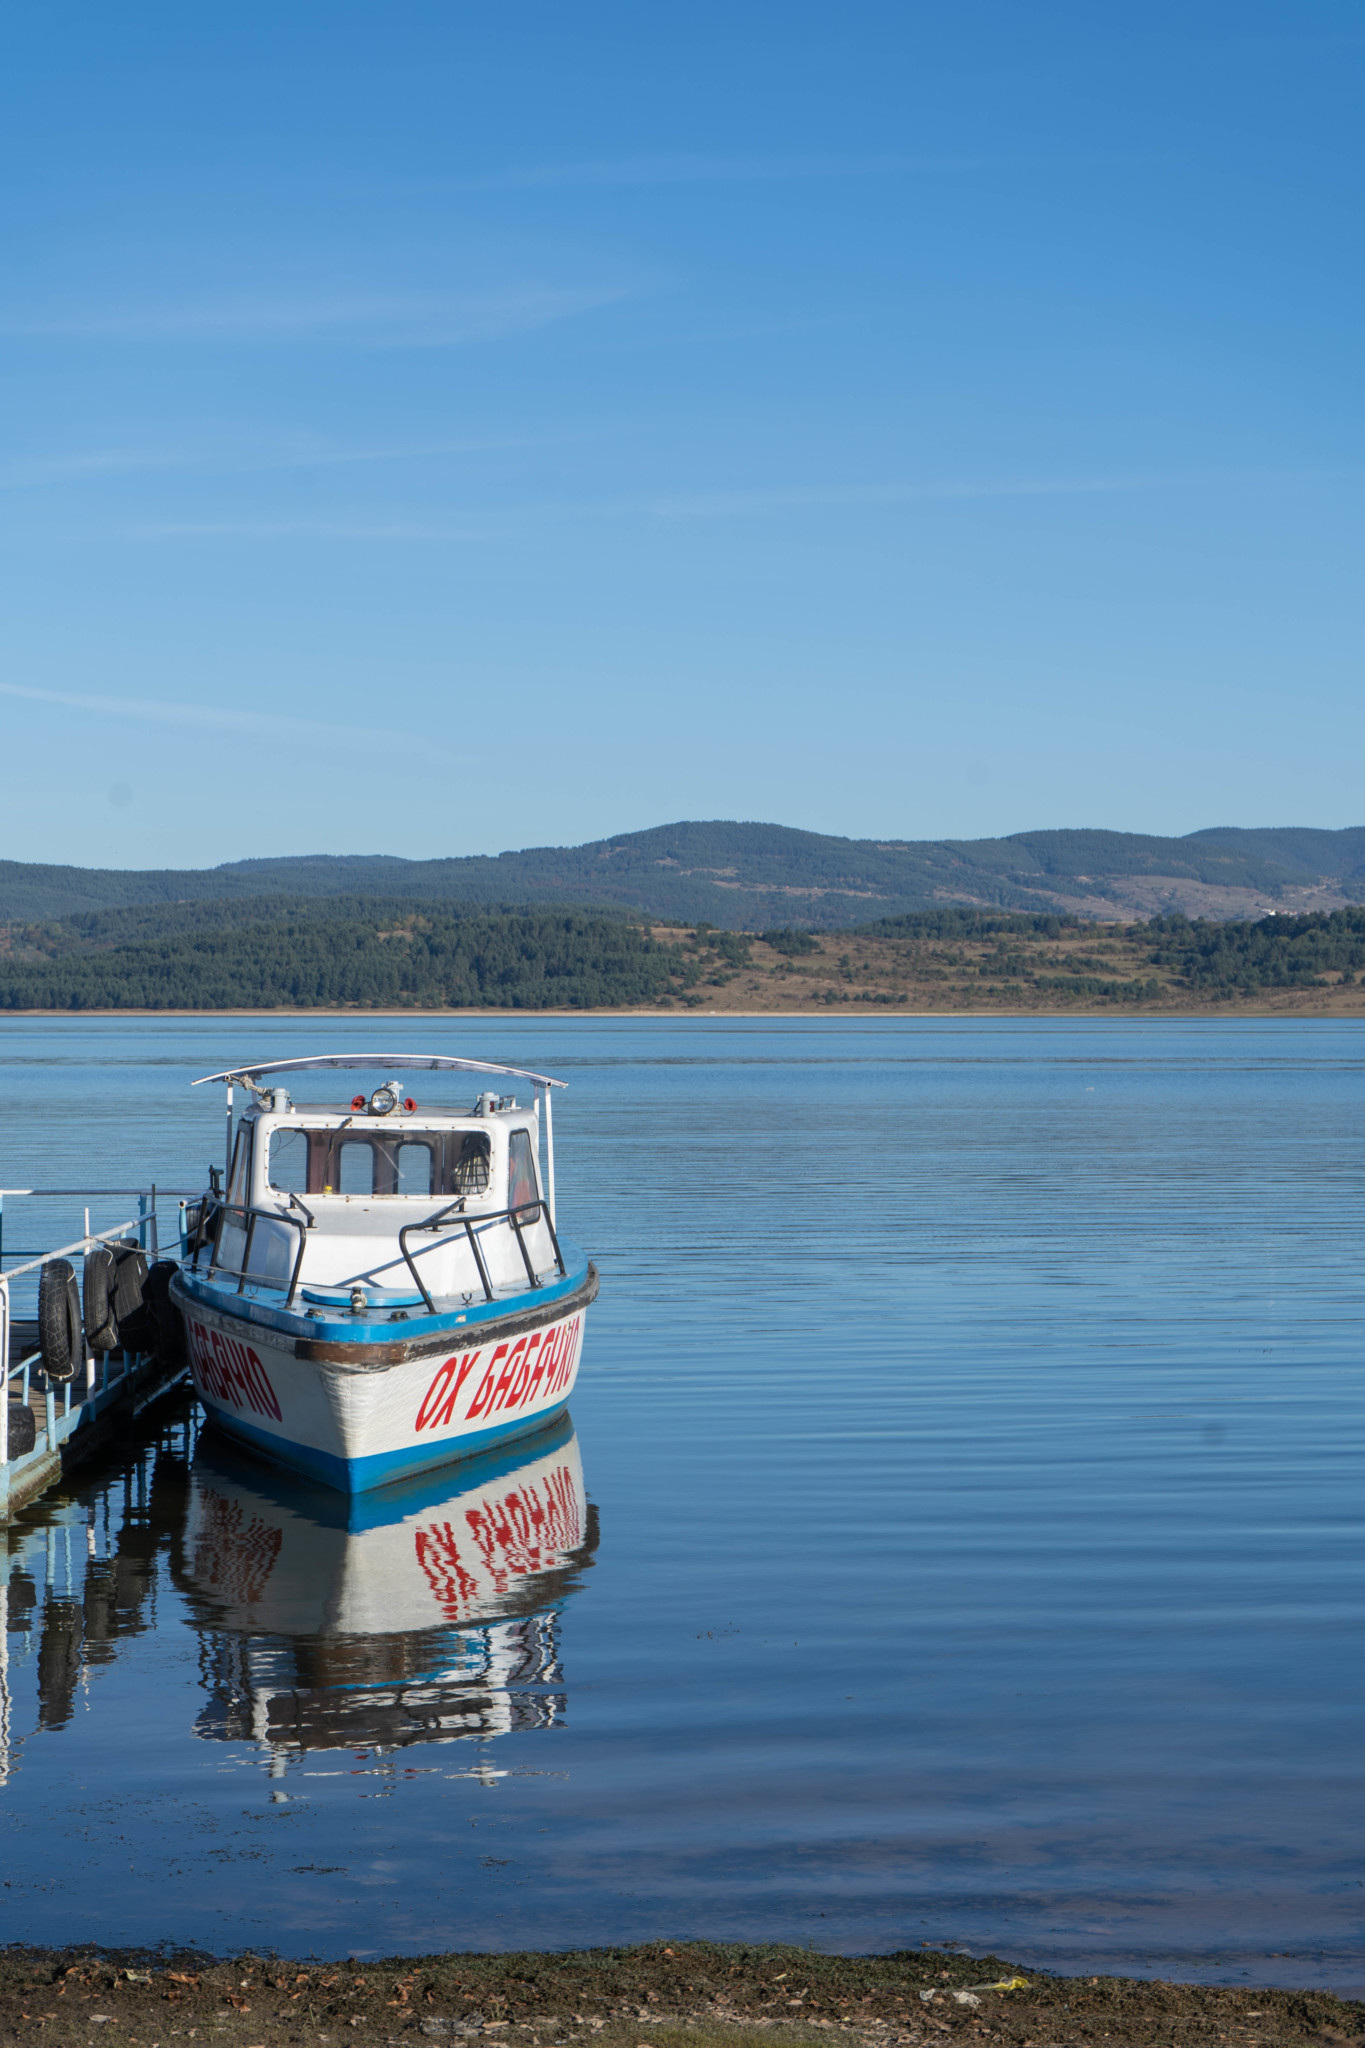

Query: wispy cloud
<box><xmin>0</xmin><ymin>680</ymin><xmax>459</xmax><ymax>760</ymax></box>
<box><xmin>447</xmin><ymin>150</ymin><xmax>983</xmax><ymax>192</ymax></box>
<box><xmin>648</xmin><ymin>473</ymin><xmax>1199</xmax><ymax>517</ymax></box>
<box><xmin>0</xmin><ymin>430</ymin><xmax>559</xmax><ymax>489</ymax></box>
<box><xmin>129</xmin><ymin>519</ymin><xmax>494</xmax><ymax>541</ymax></box>
<box><xmin>648</xmin><ymin>465</ymin><xmax>1360</xmax><ymax>517</ymax></box>
<box><xmin>114</xmin><ymin>469</ymin><xmax>1247</xmax><ymax>545</ymax></box>
<box><xmin>2</xmin><ymin>281</ymin><xmax>635</xmax><ymax>346</ymax></box>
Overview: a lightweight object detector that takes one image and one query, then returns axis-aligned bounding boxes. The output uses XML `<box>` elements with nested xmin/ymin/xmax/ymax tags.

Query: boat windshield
<box><xmin>267</xmin><ymin>1127</ymin><xmax>493</xmax><ymax>1200</ymax></box>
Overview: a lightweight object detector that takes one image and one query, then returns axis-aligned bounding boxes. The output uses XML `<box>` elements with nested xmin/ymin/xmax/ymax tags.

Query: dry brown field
<box><xmin>643</xmin><ymin>927</ymin><xmax>1365</xmax><ymax>1018</ymax></box>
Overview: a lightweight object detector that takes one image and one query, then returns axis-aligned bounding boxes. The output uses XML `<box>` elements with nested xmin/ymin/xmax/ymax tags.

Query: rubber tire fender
<box><xmin>83</xmin><ymin>1245</ymin><xmax>120</xmax><ymax>1353</ymax></box>
<box><xmin>142</xmin><ymin>1260</ymin><xmax>187</xmax><ymax>1366</ymax></box>
<box><xmin>5</xmin><ymin>1402</ymin><xmax>37</xmax><ymax>1459</ymax></box>
<box><xmin>112</xmin><ymin>1243</ymin><xmax>148</xmax><ymax>1321</ymax></box>
<box><xmin>38</xmin><ymin>1258</ymin><xmax>82</xmax><ymax>1382</ymax></box>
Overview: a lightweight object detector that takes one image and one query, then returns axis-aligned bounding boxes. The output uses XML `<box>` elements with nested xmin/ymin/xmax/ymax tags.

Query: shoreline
<box><xmin>1</xmin><ymin>1004</ymin><xmax>1363</xmax><ymax>1020</ymax></box>
<box><xmin>0</xmin><ymin>1938</ymin><xmax>1356</xmax><ymax>2046</ymax></box>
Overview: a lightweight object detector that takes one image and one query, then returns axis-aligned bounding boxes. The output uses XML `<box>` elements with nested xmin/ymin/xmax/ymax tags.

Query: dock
<box><xmin>1</xmin><ymin>1190</ymin><xmax>193</xmax><ymax>1520</ymax></box>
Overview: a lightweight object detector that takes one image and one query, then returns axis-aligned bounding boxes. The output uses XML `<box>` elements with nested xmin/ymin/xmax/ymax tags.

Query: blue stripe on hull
<box><xmin>199</xmin><ymin>1399</ymin><xmax>571</xmax><ymax>1495</ymax></box>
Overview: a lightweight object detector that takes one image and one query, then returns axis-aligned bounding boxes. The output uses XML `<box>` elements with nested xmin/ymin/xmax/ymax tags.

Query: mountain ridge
<box><xmin>3</xmin><ymin>820</ymin><xmax>1364</xmax><ymax>928</ymax></box>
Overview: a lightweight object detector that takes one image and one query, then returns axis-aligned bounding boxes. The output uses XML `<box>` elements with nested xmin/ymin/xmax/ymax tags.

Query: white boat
<box><xmin>170</xmin><ymin>1054</ymin><xmax>597</xmax><ymax>1494</ymax></box>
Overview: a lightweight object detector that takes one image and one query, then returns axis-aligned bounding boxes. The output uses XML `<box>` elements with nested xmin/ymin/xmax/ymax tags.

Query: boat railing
<box><xmin>206</xmin><ymin>1202</ymin><xmax>311</xmax><ymax>1306</ymax></box>
<box><xmin>399</xmin><ymin>1199</ymin><xmax>567</xmax><ymax>1313</ymax></box>
<box><xmin>0</xmin><ymin>1187</ymin><xmax>189</xmax><ymax>1467</ymax></box>
<box><xmin>200</xmin><ymin>1193</ymin><xmax>567</xmax><ymax>1317</ymax></box>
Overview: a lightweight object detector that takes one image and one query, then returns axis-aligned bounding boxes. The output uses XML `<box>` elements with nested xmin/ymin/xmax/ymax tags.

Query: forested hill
<box><xmin>3</xmin><ymin>898</ymin><xmax>1365</xmax><ymax>1012</ymax></box>
<box><xmin>2</xmin><ymin>820</ymin><xmax>1365</xmax><ymax>928</ymax></box>
<box><xmin>0</xmin><ymin>903</ymin><xmax>696</xmax><ymax>1011</ymax></box>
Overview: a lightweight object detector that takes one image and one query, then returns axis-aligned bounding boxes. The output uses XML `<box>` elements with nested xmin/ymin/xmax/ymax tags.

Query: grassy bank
<box><xmin>0</xmin><ymin>1941</ymin><xmax>1358</xmax><ymax>2048</ymax></box>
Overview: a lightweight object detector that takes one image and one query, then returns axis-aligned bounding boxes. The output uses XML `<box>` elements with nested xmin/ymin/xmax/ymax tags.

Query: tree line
<box><xmin>1144</xmin><ymin>908</ymin><xmax>1365</xmax><ymax>992</ymax></box>
<box><xmin>0</xmin><ymin>907</ymin><xmax>701</xmax><ymax>1011</ymax></box>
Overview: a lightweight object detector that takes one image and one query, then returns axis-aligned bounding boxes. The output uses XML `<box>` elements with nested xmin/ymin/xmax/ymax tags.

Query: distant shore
<box><xmin>3</xmin><ymin>997</ymin><xmax>1365</xmax><ymax>1019</ymax></box>
<box><xmin>4</xmin><ymin>910</ymin><xmax>1365</xmax><ymax>1017</ymax></box>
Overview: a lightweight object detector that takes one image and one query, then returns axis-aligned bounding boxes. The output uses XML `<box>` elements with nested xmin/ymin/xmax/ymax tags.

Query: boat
<box><xmin>169</xmin><ymin>1054</ymin><xmax>597</xmax><ymax>1494</ymax></box>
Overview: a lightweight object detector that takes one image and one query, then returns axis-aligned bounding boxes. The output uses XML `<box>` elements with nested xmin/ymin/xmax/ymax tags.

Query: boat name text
<box><xmin>414</xmin><ymin>1314</ymin><xmax>583</xmax><ymax>1433</ymax></box>
<box><xmin>186</xmin><ymin>1317</ymin><xmax>284</xmax><ymax>1422</ymax></box>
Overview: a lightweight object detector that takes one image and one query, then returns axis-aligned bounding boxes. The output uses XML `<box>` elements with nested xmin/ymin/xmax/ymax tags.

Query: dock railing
<box><xmin>0</xmin><ymin>1188</ymin><xmax>199</xmax><ymax>1466</ymax></box>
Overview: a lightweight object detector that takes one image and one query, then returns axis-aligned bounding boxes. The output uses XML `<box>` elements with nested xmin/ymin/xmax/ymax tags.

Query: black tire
<box><xmin>6</xmin><ymin>1403</ymin><xmax>37</xmax><ymax>1458</ymax></box>
<box><xmin>142</xmin><ymin>1260</ymin><xmax>187</xmax><ymax>1365</ymax></box>
<box><xmin>38</xmin><ymin>1259</ymin><xmax>82</xmax><ymax>1382</ymax></box>
<box><xmin>112</xmin><ymin>1243</ymin><xmax>148</xmax><ymax>1321</ymax></box>
<box><xmin>83</xmin><ymin>1245</ymin><xmax>120</xmax><ymax>1353</ymax></box>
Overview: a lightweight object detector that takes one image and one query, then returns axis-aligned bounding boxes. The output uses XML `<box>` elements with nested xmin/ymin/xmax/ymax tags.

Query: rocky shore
<box><xmin>0</xmin><ymin>1943</ymin><xmax>1359</xmax><ymax>2048</ymax></box>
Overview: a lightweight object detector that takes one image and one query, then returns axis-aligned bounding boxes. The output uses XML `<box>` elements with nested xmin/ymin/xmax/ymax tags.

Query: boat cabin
<box><xmin>190</xmin><ymin>1057</ymin><xmax>566</xmax><ymax>1315</ymax></box>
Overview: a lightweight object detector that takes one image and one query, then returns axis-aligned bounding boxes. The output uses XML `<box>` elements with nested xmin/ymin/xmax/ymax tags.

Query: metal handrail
<box><xmin>2</xmin><ymin>1189</ymin><xmax>174</xmax><ymax>1464</ymax></box>
<box><xmin>399</xmin><ymin>1199</ymin><xmax>567</xmax><ymax>1315</ymax></box>
<box><xmin>208</xmin><ymin>1202</ymin><xmax>310</xmax><ymax>1307</ymax></box>
<box><xmin>201</xmin><ymin>1194</ymin><xmax>566</xmax><ymax>1319</ymax></box>
<box><xmin>0</xmin><ymin>1214</ymin><xmax>146</xmax><ymax>1285</ymax></box>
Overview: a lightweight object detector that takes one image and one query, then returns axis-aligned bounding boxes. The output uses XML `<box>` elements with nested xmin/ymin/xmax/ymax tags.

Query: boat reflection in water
<box><xmin>174</xmin><ymin>1414</ymin><xmax>596</xmax><ymax>1767</ymax></box>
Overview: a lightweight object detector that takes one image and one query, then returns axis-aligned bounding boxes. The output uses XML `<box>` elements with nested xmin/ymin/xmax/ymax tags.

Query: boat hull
<box><xmin>169</xmin><ymin>1268</ymin><xmax>596</xmax><ymax>1494</ymax></box>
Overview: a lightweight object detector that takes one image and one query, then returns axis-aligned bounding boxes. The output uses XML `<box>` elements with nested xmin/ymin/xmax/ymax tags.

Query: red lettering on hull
<box><xmin>415</xmin><ymin>1315</ymin><xmax>583</xmax><ymax>1431</ymax></box>
<box><xmin>414</xmin><ymin>1350</ymin><xmax>482</xmax><ymax>1432</ymax></box>
<box><xmin>186</xmin><ymin>1318</ymin><xmax>283</xmax><ymax>1421</ymax></box>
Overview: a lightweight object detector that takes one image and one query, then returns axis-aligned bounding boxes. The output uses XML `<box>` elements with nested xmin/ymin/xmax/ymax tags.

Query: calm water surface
<box><xmin>2</xmin><ymin>1016</ymin><xmax>1365</xmax><ymax>1986</ymax></box>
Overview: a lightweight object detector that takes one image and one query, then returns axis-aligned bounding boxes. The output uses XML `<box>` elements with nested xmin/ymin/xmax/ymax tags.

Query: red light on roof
<box><xmin>351</xmin><ymin>1095</ymin><xmax>366</xmax><ymax>1110</ymax></box>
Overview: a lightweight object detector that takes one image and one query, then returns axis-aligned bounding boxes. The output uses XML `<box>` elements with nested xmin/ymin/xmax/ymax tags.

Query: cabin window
<box><xmin>450</xmin><ymin>1133</ymin><xmax>491</xmax><ymax>1195</ymax></box>
<box><xmin>508</xmin><ymin>1129</ymin><xmax>539</xmax><ymax>1211</ymax></box>
<box><xmin>226</xmin><ymin>1124</ymin><xmax>253</xmax><ymax>1208</ymax></box>
<box><xmin>214</xmin><ymin>1123</ymin><xmax>254</xmax><ymax>1274</ymax></box>
<box><xmin>314</xmin><ymin>1130</ymin><xmax>478</xmax><ymax>1197</ymax></box>
<box><xmin>337</xmin><ymin>1139</ymin><xmax>375</xmax><ymax>1195</ymax></box>
<box><xmin>395</xmin><ymin>1141</ymin><xmax>435</xmax><ymax>1195</ymax></box>
<box><xmin>267</xmin><ymin>1128</ymin><xmax>309</xmax><ymax>1193</ymax></box>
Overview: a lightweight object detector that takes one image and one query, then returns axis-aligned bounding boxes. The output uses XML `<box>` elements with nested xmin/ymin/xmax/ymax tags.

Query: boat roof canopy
<box><xmin>193</xmin><ymin>1053</ymin><xmax>566</xmax><ymax>1091</ymax></box>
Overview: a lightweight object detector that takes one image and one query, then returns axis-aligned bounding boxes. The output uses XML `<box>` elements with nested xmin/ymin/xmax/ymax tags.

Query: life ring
<box><xmin>38</xmin><ymin>1259</ymin><xmax>82</xmax><ymax>1382</ymax></box>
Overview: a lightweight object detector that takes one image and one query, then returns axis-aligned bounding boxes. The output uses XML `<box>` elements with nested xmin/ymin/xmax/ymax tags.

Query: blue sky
<box><xmin>2</xmin><ymin>1</ymin><xmax>1362</xmax><ymax>868</ymax></box>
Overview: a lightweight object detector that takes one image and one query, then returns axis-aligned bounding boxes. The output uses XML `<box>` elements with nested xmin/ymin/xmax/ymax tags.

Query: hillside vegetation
<box><xmin>3</xmin><ymin>900</ymin><xmax>1365</xmax><ymax>1012</ymax></box>
<box><xmin>0</xmin><ymin>904</ymin><xmax>697</xmax><ymax>1011</ymax></box>
<box><xmin>3</xmin><ymin>819</ymin><xmax>1365</xmax><ymax>927</ymax></box>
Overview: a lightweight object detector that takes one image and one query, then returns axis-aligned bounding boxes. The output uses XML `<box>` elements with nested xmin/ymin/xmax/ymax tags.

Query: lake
<box><xmin>2</xmin><ymin>1015</ymin><xmax>1365</xmax><ymax>1987</ymax></box>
